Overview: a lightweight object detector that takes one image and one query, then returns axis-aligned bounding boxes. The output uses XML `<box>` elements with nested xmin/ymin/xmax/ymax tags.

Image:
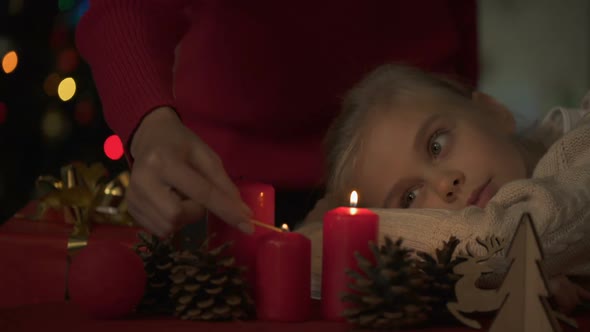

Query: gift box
<box><xmin>0</xmin><ymin>201</ymin><xmax>141</xmax><ymax>309</ymax></box>
<box><xmin>0</xmin><ymin>163</ymin><xmax>141</xmax><ymax>309</ymax></box>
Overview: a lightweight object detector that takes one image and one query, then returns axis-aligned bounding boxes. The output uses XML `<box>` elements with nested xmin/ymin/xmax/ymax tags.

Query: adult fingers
<box><xmin>127</xmin><ymin>166</ymin><xmax>180</xmax><ymax>237</ymax></box>
<box><xmin>186</xmin><ymin>139</ymin><xmax>244</xmax><ymax>203</ymax></box>
<box><xmin>127</xmin><ymin>191</ymin><xmax>171</xmax><ymax>237</ymax></box>
<box><xmin>177</xmin><ymin>199</ymin><xmax>208</xmax><ymax>226</ymax></box>
<box><xmin>141</xmin><ymin>176</ymin><xmax>207</xmax><ymax>230</ymax></box>
<box><xmin>156</xmin><ymin>186</ymin><xmax>209</xmax><ymax>229</ymax></box>
<box><xmin>130</xmin><ymin>191</ymin><xmax>203</xmax><ymax>237</ymax></box>
<box><xmin>161</xmin><ymin>161</ymin><xmax>253</xmax><ymax>233</ymax></box>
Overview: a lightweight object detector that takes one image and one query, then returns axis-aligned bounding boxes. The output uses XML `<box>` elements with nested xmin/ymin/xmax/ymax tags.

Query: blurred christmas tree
<box><xmin>0</xmin><ymin>0</ymin><xmax>127</xmax><ymax>223</ymax></box>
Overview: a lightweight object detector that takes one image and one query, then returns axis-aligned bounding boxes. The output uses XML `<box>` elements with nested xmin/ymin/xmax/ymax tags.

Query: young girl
<box><xmin>298</xmin><ymin>64</ymin><xmax>590</xmax><ymax>312</ymax></box>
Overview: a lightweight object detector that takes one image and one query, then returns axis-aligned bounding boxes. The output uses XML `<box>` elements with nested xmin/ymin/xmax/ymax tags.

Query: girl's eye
<box><xmin>429</xmin><ymin>130</ymin><xmax>449</xmax><ymax>157</ymax></box>
<box><xmin>400</xmin><ymin>187</ymin><xmax>421</xmax><ymax>208</ymax></box>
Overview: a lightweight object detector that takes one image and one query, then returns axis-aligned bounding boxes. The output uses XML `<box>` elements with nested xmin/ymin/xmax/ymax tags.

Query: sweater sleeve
<box><xmin>75</xmin><ymin>0</ymin><xmax>191</xmax><ymax>149</ymax></box>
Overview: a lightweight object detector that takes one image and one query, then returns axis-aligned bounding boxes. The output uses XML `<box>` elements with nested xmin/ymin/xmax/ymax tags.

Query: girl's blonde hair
<box><xmin>324</xmin><ymin>64</ymin><xmax>473</xmax><ymax>203</ymax></box>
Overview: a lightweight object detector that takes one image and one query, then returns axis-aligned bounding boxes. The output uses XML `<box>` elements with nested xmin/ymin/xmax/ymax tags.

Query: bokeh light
<box><xmin>67</xmin><ymin>0</ymin><xmax>90</xmax><ymax>26</ymax></box>
<box><xmin>0</xmin><ymin>102</ymin><xmax>7</xmax><ymax>124</ymax></box>
<box><xmin>8</xmin><ymin>0</ymin><xmax>24</xmax><ymax>16</ymax></box>
<box><xmin>58</xmin><ymin>0</ymin><xmax>76</xmax><ymax>11</ymax></box>
<box><xmin>57</xmin><ymin>48</ymin><xmax>79</xmax><ymax>73</ymax></box>
<box><xmin>44</xmin><ymin>73</ymin><xmax>61</xmax><ymax>96</ymax></box>
<box><xmin>41</xmin><ymin>109</ymin><xmax>71</xmax><ymax>141</ymax></box>
<box><xmin>75</xmin><ymin>99</ymin><xmax>95</xmax><ymax>125</ymax></box>
<box><xmin>76</xmin><ymin>0</ymin><xmax>90</xmax><ymax>17</ymax></box>
<box><xmin>104</xmin><ymin>135</ymin><xmax>124</xmax><ymax>160</ymax></box>
<box><xmin>57</xmin><ymin>77</ymin><xmax>76</xmax><ymax>101</ymax></box>
<box><xmin>2</xmin><ymin>51</ymin><xmax>18</xmax><ymax>74</ymax></box>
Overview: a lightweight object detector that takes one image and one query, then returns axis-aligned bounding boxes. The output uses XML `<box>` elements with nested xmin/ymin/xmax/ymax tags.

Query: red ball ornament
<box><xmin>68</xmin><ymin>241</ymin><xmax>146</xmax><ymax>319</ymax></box>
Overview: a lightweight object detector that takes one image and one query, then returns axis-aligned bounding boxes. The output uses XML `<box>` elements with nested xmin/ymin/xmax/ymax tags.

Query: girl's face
<box><xmin>353</xmin><ymin>93</ymin><xmax>527</xmax><ymax>210</ymax></box>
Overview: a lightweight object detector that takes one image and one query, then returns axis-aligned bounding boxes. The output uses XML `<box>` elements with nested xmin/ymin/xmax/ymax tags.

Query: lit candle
<box><xmin>207</xmin><ymin>181</ymin><xmax>275</xmax><ymax>289</ymax></box>
<box><xmin>255</xmin><ymin>224</ymin><xmax>312</xmax><ymax>322</ymax></box>
<box><xmin>321</xmin><ymin>190</ymin><xmax>379</xmax><ymax>321</ymax></box>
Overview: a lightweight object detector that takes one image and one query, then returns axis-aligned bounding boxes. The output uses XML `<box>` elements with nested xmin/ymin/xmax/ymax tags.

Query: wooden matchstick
<box><xmin>250</xmin><ymin>219</ymin><xmax>284</xmax><ymax>233</ymax></box>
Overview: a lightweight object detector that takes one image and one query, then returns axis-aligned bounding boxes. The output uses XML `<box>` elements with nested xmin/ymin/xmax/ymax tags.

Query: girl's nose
<box><xmin>431</xmin><ymin>169</ymin><xmax>465</xmax><ymax>202</ymax></box>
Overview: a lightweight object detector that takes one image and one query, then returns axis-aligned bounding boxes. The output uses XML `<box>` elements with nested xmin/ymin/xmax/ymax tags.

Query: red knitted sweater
<box><xmin>76</xmin><ymin>0</ymin><xmax>478</xmax><ymax>190</ymax></box>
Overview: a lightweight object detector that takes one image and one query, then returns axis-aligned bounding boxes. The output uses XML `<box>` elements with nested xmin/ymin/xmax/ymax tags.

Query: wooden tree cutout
<box><xmin>489</xmin><ymin>214</ymin><xmax>577</xmax><ymax>332</ymax></box>
<box><xmin>446</xmin><ymin>236</ymin><xmax>507</xmax><ymax>329</ymax></box>
<box><xmin>446</xmin><ymin>214</ymin><xmax>578</xmax><ymax>330</ymax></box>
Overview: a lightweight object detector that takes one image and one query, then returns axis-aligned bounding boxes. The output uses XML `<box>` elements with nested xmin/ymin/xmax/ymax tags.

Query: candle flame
<box><xmin>350</xmin><ymin>190</ymin><xmax>359</xmax><ymax>207</ymax></box>
<box><xmin>281</xmin><ymin>223</ymin><xmax>290</xmax><ymax>232</ymax></box>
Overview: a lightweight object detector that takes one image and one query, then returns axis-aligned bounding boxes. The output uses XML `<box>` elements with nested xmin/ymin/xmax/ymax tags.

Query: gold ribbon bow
<box><xmin>35</xmin><ymin>162</ymin><xmax>135</xmax><ymax>253</ymax></box>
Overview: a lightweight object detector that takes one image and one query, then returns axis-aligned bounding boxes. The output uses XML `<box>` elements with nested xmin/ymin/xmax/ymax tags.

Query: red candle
<box><xmin>321</xmin><ymin>191</ymin><xmax>379</xmax><ymax>321</ymax></box>
<box><xmin>208</xmin><ymin>181</ymin><xmax>275</xmax><ymax>289</ymax></box>
<box><xmin>256</xmin><ymin>224</ymin><xmax>312</xmax><ymax>322</ymax></box>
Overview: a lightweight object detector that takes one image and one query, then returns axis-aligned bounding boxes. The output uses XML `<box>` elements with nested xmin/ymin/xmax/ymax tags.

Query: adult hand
<box><xmin>126</xmin><ymin>106</ymin><xmax>253</xmax><ymax>237</ymax></box>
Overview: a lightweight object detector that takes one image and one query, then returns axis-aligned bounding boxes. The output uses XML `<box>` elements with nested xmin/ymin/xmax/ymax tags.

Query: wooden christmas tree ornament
<box><xmin>447</xmin><ymin>213</ymin><xmax>579</xmax><ymax>331</ymax></box>
<box><xmin>488</xmin><ymin>214</ymin><xmax>577</xmax><ymax>332</ymax></box>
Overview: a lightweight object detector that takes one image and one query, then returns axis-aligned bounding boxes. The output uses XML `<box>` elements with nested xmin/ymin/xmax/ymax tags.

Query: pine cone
<box><xmin>170</xmin><ymin>241</ymin><xmax>255</xmax><ymax>321</ymax></box>
<box><xmin>341</xmin><ymin>236</ymin><xmax>433</xmax><ymax>329</ymax></box>
<box><xmin>415</xmin><ymin>236</ymin><xmax>465</xmax><ymax>322</ymax></box>
<box><xmin>134</xmin><ymin>232</ymin><xmax>176</xmax><ymax>314</ymax></box>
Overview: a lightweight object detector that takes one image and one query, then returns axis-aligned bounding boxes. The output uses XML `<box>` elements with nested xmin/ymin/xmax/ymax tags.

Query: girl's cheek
<box><xmin>413</xmin><ymin>188</ymin><xmax>428</xmax><ymax>208</ymax></box>
<box><xmin>437</xmin><ymin>134</ymin><xmax>453</xmax><ymax>160</ymax></box>
<box><xmin>418</xmin><ymin>193</ymin><xmax>434</xmax><ymax>209</ymax></box>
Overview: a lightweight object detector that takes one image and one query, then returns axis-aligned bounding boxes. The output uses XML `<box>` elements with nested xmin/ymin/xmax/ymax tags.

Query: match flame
<box><xmin>281</xmin><ymin>223</ymin><xmax>290</xmax><ymax>232</ymax></box>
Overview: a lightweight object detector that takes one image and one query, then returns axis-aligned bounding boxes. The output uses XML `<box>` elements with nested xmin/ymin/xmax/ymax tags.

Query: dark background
<box><xmin>0</xmin><ymin>0</ymin><xmax>127</xmax><ymax>223</ymax></box>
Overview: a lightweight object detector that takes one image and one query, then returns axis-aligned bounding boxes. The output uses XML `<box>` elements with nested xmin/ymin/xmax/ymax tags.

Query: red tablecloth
<box><xmin>0</xmin><ymin>302</ymin><xmax>588</xmax><ymax>332</ymax></box>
